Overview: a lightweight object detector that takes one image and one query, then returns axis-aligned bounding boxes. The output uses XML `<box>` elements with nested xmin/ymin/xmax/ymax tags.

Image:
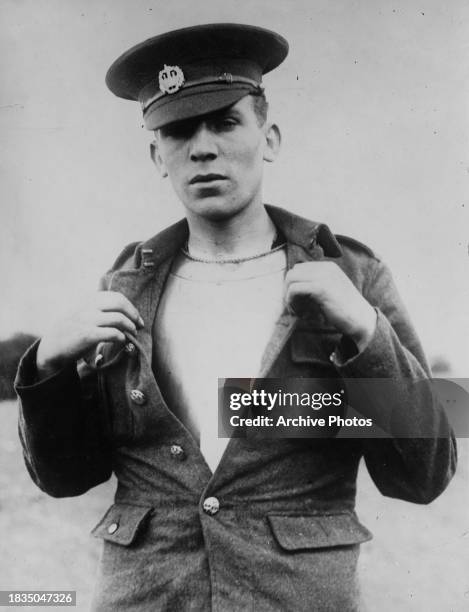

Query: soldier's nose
<box><xmin>189</xmin><ymin>123</ymin><xmax>217</xmax><ymax>161</ymax></box>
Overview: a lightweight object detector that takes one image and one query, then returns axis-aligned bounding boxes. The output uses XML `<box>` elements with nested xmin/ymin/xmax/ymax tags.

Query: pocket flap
<box><xmin>91</xmin><ymin>503</ymin><xmax>153</xmax><ymax>546</ymax></box>
<box><xmin>268</xmin><ymin>512</ymin><xmax>372</xmax><ymax>550</ymax></box>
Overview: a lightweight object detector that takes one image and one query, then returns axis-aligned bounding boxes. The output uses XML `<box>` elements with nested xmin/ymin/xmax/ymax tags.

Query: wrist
<box><xmin>349</xmin><ymin>307</ymin><xmax>377</xmax><ymax>352</ymax></box>
<box><xmin>36</xmin><ymin>340</ymin><xmax>69</xmax><ymax>379</ymax></box>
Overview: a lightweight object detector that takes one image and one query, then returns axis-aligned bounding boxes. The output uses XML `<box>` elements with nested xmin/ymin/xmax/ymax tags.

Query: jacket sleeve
<box><xmin>333</xmin><ymin>257</ymin><xmax>457</xmax><ymax>504</ymax></box>
<box><xmin>14</xmin><ymin>245</ymin><xmax>142</xmax><ymax>498</ymax></box>
<box><xmin>15</xmin><ymin>340</ymin><xmax>112</xmax><ymax>497</ymax></box>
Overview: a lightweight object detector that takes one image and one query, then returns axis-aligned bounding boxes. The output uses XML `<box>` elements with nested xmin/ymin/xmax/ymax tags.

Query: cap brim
<box><xmin>145</xmin><ymin>85</ymin><xmax>254</xmax><ymax>130</ymax></box>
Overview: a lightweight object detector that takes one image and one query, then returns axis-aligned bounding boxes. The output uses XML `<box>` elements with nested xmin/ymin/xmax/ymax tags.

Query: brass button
<box><xmin>130</xmin><ymin>389</ymin><xmax>146</xmax><ymax>405</ymax></box>
<box><xmin>170</xmin><ymin>444</ymin><xmax>186</xmax><ymax>461</ymax></box>
<box><xmin>125</xmin><ymin>342</ymin><xmax>136</xmax><ymax>354</ymax></box>
<box><xmin>107</xmin><ymin>522</ymin><xmax>119</xmax><ymax>534</ymax></box>
<box><xmin>202</xmin><ymin>497</ymin><xmax>220</xmax><ymax>515</ymax></box>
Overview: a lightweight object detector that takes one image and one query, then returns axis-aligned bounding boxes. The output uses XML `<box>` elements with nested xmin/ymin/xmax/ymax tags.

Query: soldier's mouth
<box><xmin>190</xmin><ymin>174</ymin><xmax>227</xmax><ymax>184</ymax></box>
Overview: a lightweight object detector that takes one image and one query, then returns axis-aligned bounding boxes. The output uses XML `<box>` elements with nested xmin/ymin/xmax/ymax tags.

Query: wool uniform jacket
<box><xmin>16</xmin><ymin>205</ymin><xmax>456</xmax><ymax>612</ymax></box>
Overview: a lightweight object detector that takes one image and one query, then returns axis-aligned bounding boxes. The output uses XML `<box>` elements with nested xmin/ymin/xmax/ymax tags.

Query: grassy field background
<box><xmin>1</xmin><ymin>399</ymin><xmax>468</xmax><ymax>611</ymax></box>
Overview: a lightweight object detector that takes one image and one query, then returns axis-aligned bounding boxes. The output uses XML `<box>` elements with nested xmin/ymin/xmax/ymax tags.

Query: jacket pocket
<box><xmin>267</xmin><ymin>511</ymin><xmax>372</xmax><ymax>550</ymax></box>
<box><xmin>91</xmin><ymin>503</ymin><xmax>153</xmax><ymax>546</ymax></box>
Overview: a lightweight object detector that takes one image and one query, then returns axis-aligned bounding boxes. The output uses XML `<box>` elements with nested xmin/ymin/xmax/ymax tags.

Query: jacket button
<box><xmin>203</xmin><ymin>497</ymin><xmax>220</xmax><ymax>515</ymax></box>
<box><xmin>130</xmin><ymin>389</ymin><xmax>146</xmax><ymax>405</ymax></box>
<box><xmin>125</xmin><ymin>342</ymin><xmax>136</xmax><ymax>354</ymax></box>
<box><xmin>170</xmin><ymin>444</ymin><xmax>186</xmax><ymax>461</ymax></box>
<box><xmin>107</xmin><ymin>522</ymin><xmax>119</xmax><ymax>534</ymax></box>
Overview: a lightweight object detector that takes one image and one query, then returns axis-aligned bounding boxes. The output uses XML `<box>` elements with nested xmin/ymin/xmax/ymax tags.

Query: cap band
<box><xmin>142</xmin><ymin>74</ymin><xmax>261</xmax><ymax>113</ymax></box>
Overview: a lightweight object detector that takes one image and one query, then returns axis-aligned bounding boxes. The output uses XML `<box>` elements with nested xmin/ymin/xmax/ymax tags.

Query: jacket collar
<box><xmin>132</xmin><ymin>204</ymin><xmax>343</xmax><ymax>269</ymax></box>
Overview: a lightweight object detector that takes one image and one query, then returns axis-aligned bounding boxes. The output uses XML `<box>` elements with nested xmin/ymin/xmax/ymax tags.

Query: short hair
<box><xmin>250</xmin><ymin>90</ymin><xmax>269</xmax><ymax>126</ymax></box>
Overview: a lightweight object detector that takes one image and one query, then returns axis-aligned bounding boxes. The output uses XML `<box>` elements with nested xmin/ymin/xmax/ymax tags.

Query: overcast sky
<box><xmin>1</xmin><ymin>0</ymin><xmax>468</xmax><ymax>374</ymax></box>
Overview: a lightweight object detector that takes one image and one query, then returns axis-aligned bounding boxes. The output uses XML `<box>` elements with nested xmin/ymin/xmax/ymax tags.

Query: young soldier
<box><xmin>16</xmin><ymin>24</ymin><xmax>456</xmax><ymax>611</ymax></box>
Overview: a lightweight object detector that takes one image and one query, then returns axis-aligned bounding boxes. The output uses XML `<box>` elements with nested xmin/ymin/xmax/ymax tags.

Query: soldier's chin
<box><xmin>190</xmin><ymin>199</ymin><xmax>247</xmax><ymax>222</ymax></box>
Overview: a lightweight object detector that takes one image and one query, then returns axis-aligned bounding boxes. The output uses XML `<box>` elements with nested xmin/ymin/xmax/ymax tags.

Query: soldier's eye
<box><xmin>215</xmin><ymin>116</ymin><xmax>238</xmax><ymax>130</ymax></box>
<box><xmin>160</xmin><ymin>118</ymin><xmax>198</xmax><ymax>139</ymax></box>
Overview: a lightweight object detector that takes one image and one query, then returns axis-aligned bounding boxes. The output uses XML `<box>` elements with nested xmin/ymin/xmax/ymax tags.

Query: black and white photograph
<box><xmin>1</xmin><ymin>1</ymin><xmax>468</xmax><ymax>610</ymax></box>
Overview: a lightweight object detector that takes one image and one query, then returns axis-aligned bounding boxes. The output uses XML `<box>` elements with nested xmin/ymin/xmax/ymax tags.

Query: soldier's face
<box><xmin>152</xmin><ymin>96</ymin><xmax>280</xmax><ymax>221</ymax></box>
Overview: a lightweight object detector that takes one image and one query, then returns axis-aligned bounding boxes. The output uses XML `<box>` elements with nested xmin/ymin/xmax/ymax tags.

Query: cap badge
<box><xmin>158</xmin><ymin>64</ymin><xmax>185</xmax><ymax>94</ymax></box>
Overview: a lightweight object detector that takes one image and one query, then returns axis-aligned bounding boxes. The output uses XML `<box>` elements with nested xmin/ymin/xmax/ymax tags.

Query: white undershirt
<box><xmin>153</xmin><ymin>248</ymin><xmax>287</xmax><ymax>472</ymax></box>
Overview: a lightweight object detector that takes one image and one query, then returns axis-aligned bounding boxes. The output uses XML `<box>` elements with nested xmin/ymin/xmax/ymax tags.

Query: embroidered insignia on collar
<box><xmin>158</xmin><ymin>64</ymin><xmax>185</xmax><ymax>94</ymax></box>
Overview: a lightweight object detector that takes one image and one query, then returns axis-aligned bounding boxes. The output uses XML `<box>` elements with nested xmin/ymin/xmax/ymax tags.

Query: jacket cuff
<box><xmin>15</xmin><ymin>339</ymin><xmax>79</xmax><ymax>403</ymax></box>
<box><xmin>330</xmin><ymin>309</ymin><xmax>412</xmax><ymax>378</ymax></box>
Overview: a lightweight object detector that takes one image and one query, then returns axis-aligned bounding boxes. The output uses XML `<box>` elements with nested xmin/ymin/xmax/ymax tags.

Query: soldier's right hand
<box><xmin>36</xmin><ymin>291</ymin><xmax>144</xmax><ymax>378</ymax></box>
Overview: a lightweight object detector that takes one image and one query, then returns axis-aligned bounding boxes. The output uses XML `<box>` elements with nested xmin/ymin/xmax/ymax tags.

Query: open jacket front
<box><xmin>16</xmin><ymin>205</ymin><xmax>456</xmax><ymax>612</ymax></box>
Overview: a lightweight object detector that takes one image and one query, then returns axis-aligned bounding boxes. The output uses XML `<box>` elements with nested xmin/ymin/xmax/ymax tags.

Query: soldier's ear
<box><xmin>150</xmin><ymin>139</ymin><xmax>168</xmax><ymax>178</ymax></box>
<box><xmin>263</xmin><ymin>123</ymin><xmax>281</xmax><ymax>163</ymax></box>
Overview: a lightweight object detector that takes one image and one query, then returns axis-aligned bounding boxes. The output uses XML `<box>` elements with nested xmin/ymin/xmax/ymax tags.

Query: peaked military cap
<box><xmin>106</xmin><ymin>23</ymin><xmax>288</xmax><ymax>130</ymax></box>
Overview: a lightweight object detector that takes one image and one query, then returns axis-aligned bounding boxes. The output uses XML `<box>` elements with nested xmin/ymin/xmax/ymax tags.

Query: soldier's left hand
<box><xmin>285</xmin><ymin>261</ymin><xmax>377</xmax><ymax>351</ymax></box>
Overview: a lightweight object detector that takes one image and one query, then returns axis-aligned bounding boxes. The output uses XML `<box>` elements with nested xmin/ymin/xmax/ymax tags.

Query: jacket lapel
<box><xmin>257</xmin><ymin>235</ymin><xmax>330</xmax><ymax>379</ymax></box>
<box><xmin>106</xmin><ymin>218</ymin><xmax>189</xmax><ymax>362</ymax></box>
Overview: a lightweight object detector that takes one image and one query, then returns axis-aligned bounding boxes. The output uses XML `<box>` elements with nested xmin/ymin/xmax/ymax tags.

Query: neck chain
<box><xmin>181</xmin><ymin>241</ymin><xmax>286</xmax><ymax>264</ymax></box>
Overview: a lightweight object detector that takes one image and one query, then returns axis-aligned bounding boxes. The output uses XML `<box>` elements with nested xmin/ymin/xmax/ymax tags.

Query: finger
<box><xmin>96</xmin><ymin>291</ymin><xmax>144</xmax><ymax>327</ymax></box>
<box><xmin>285</xmin><ymin>261</ymin><xmax>336</xmax><ymax>285</ymax></box>
<box><xmin>285</xmin><ymin>265</ymin><xmax>317</xmax><ymax>287</ymax></box>
<box><xmin>96</xmin><ymin>311</ymin><xmax>138</xmax><ymax>336</ymax></box>
<box><xmin>285</xmin><ymin>282</ymin><xmax>325</xmax><ymax>318</ymax></box>
<box><xmin>285</xmin><ymin>281</ymin><xmax>321</xmax><ymax>305</ymax></box>
<box><xmin>94</xmin><ymin>326</ymin><xmax>127</xmax><ymax>345</ymax></box>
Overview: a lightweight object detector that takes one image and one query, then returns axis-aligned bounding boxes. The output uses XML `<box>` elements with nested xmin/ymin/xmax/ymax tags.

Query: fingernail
<box><xmin>138</xmin><ymin>316</ymin><xmax>145</xmax><ymax>328</ymax></box>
